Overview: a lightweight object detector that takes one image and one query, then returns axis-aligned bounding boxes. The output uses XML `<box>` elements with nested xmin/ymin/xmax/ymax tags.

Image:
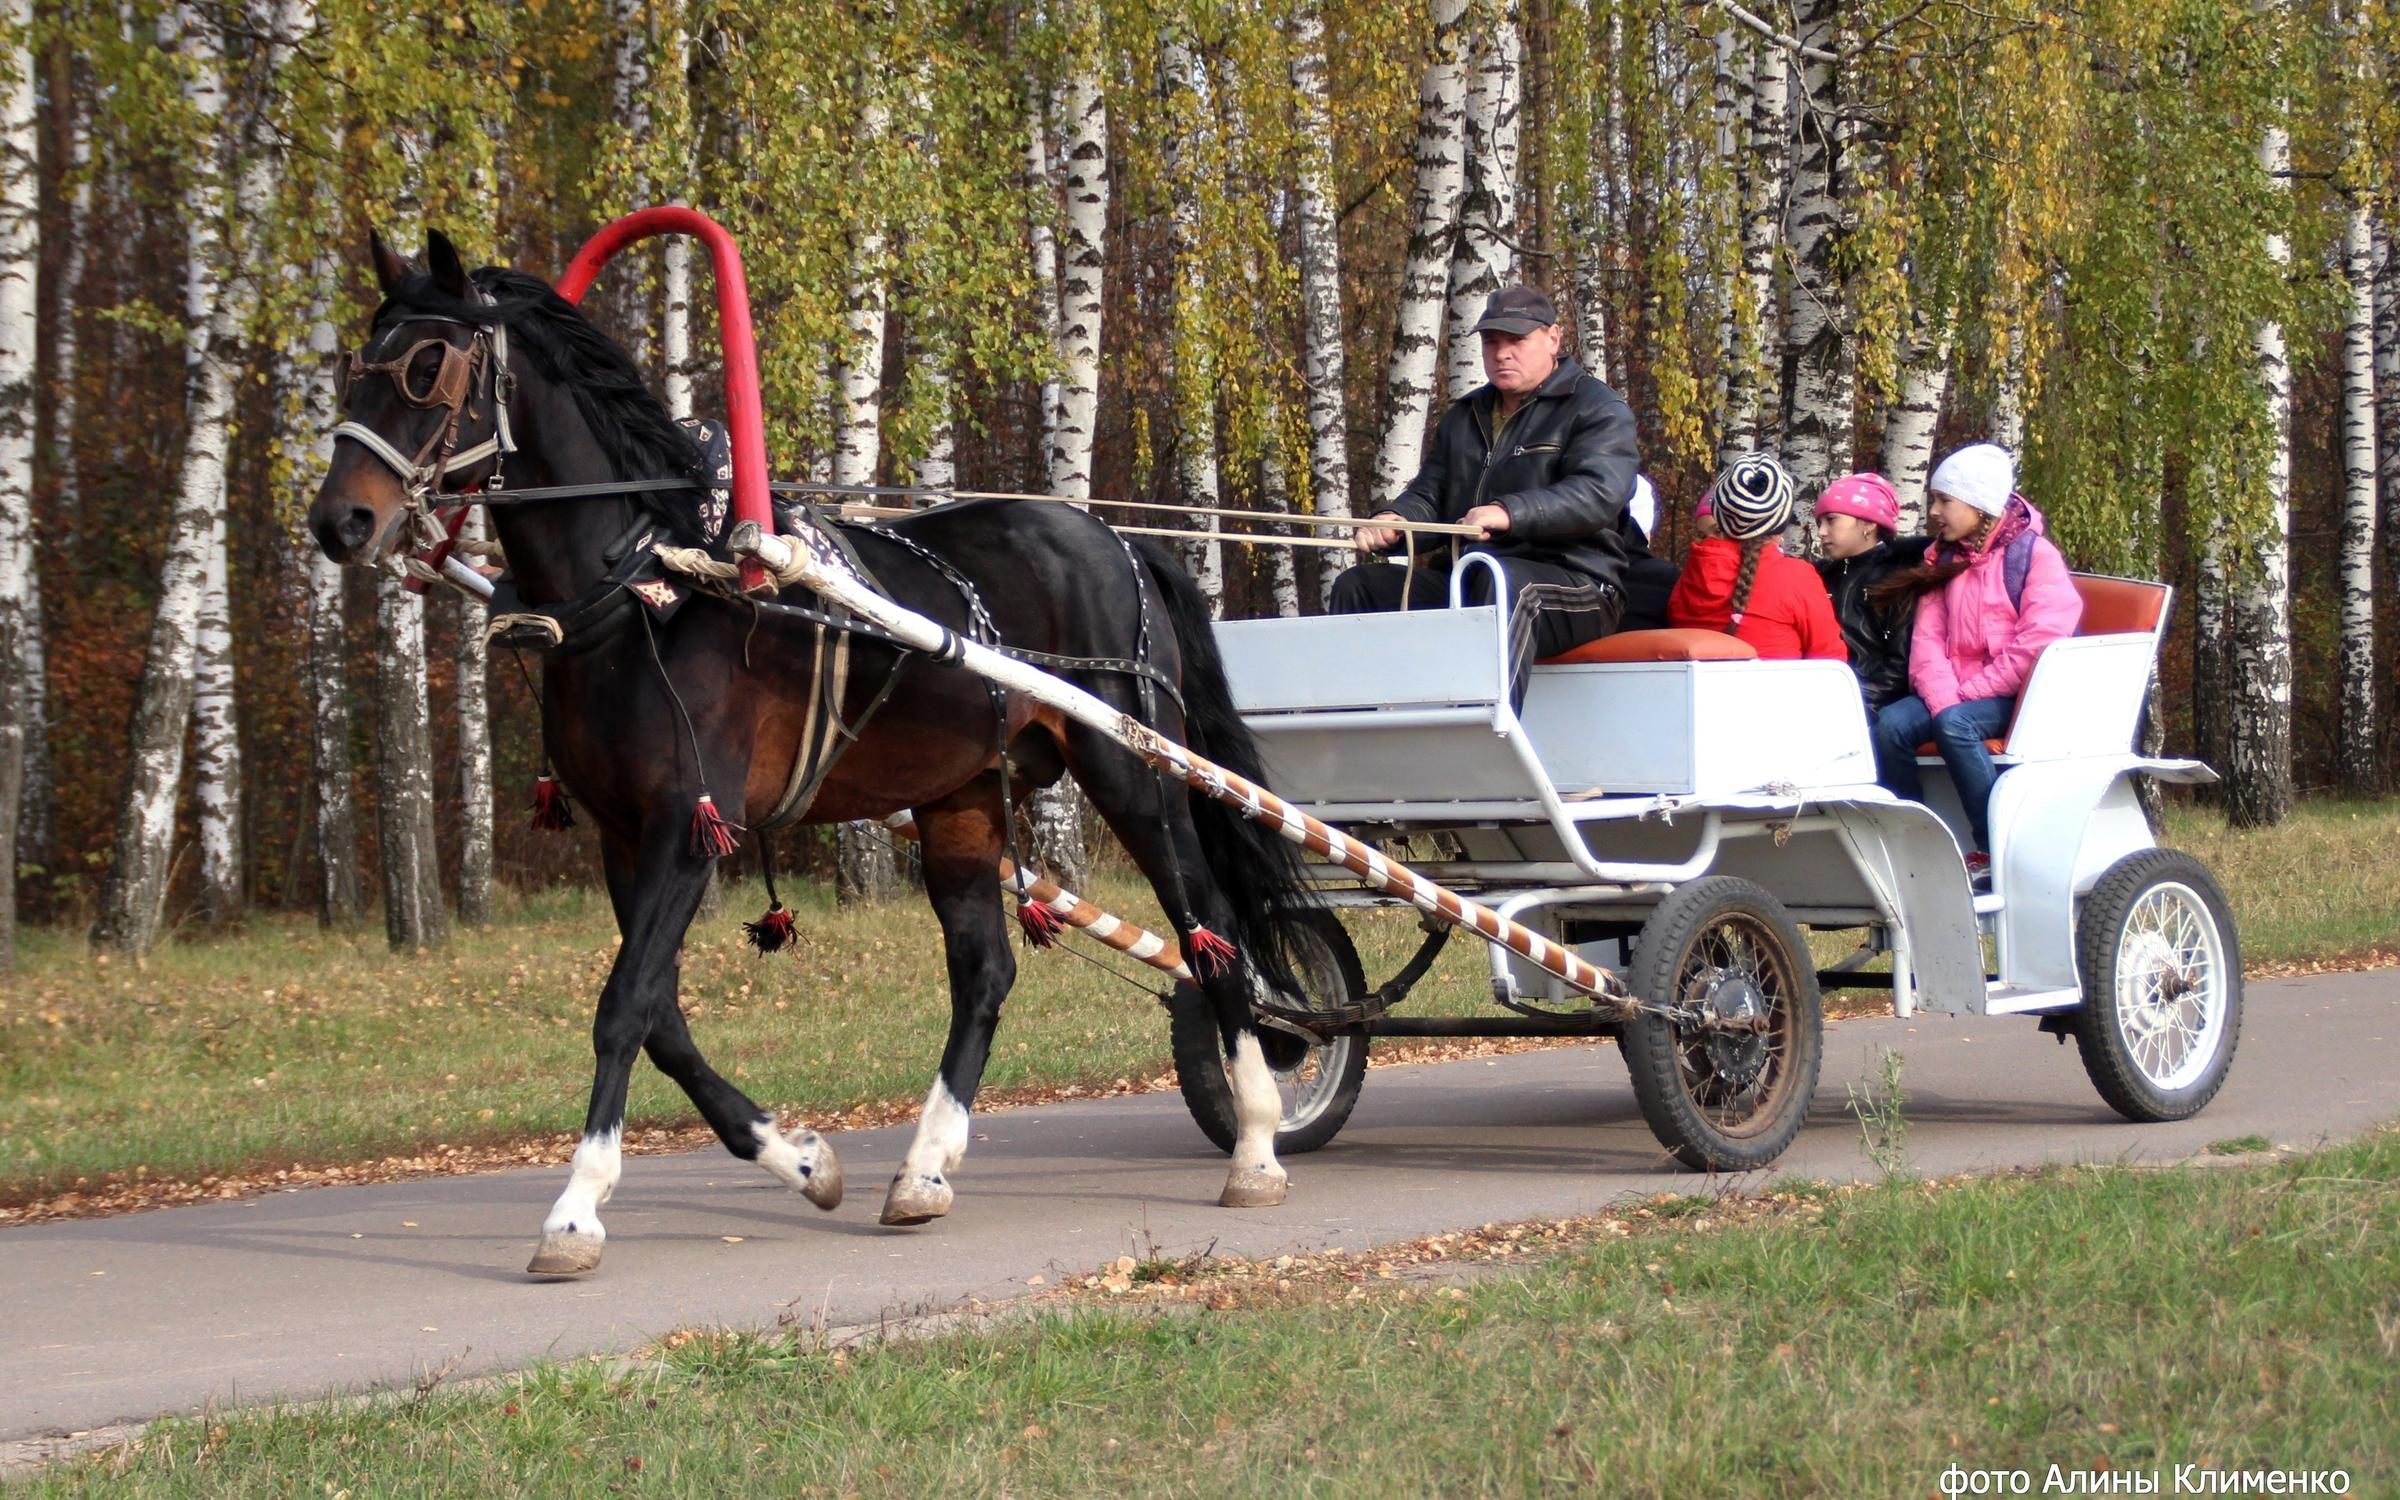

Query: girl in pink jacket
<box><xmin>1868</xmin><ymin>445</ymin><xmax>2082</xmax><ymax>868</ymax></box>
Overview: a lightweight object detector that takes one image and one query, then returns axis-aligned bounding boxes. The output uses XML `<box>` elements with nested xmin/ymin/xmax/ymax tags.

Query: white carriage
<box><xmin>1189</xmin><ymin>553</ymin><xmax>2243</xmax><ymax>1171</ymax></box>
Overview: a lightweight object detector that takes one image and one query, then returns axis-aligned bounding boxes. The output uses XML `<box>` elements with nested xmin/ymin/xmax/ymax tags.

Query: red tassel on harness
<box><xmin>689</xmin><ymin>794</ymin><xmax>741</xmax><ymax>859</ymax></box>
<box><xmin>1186</xmin><ymin>925</ymin><xmax>1238</xmax><ymax>978</ymax></box>
<box><xmin>529</xmin><ymin>774</ymin><xmax>574</xmax><ymax>832</ymax></box>
<box><xmin>1015</xmin><ymin>900</ymin><xmax>1064</xmax><ymax>949</ymax></box>
<box><xmin>743</xmin><ymin>902</ymin><xmax>797</xmax><ymax>954</ymax></box>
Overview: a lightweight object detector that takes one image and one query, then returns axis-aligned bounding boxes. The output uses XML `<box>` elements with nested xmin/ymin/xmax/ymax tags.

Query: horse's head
<box><xmin>310</xmin><ymin>229</ymin><xmax>518</xmax><ymax>566</ymax></box>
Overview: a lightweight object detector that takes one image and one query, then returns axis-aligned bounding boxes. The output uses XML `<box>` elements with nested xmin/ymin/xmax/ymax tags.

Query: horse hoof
<box><xmin>527</xmin><ymin>1230</ymin><xmax>605</xmax><ymax>1277</ymax></box>
<box><xmin>879</xmin><ymin>1173</ymin><xmax>953</xmax><ymax>1227</ymax></box>
<box><xmin>802</xmin><ymin>1144</ymin><xmax>844</xmax><ymax>1211</ymax></box>
<box><xmin>1218</xmin><ymin>1169</ymin><xmax>1289</xmax><ymax>1209</ymax></box>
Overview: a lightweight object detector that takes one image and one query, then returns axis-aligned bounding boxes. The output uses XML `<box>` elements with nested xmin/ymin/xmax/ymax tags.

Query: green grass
<box><xmin>32</xmin><ymin>1129</ymin><xmax>2400</xmax><ymax>1497</ymax></box>
<box><xmin>3</xmin><ymin>796</ymin><xmax>2391</xmax><ymax>1208</ymax></box>
<box><xmin>0</xmin><ymin>874</ymin><xmax>1497</xmax><ymax>1206</ymax></box>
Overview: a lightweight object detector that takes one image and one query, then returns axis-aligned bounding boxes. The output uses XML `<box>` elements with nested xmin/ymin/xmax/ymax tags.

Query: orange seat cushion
<box><xmin>2072</xmin><ymin>575</ymin><xmax>2165</xmax><ymax>636</ymax></box>
<box><xmin>1539</xmin><ymin>629</ymin><xmax>1760</xmax><ymax>665</ymax></box>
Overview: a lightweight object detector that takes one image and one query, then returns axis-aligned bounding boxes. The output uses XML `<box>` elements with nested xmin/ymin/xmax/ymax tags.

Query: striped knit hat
<box><xmin>1710</xmin><ymin>453</ymin><xmax>1796</xmax><ymax>542</ymax></box>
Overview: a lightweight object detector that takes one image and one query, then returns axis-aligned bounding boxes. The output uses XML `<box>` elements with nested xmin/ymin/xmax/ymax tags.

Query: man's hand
<box><xmin>1460</xmin><ymin>503</ymin><xmax>1511</xmax><ymax>538</ymax></box>
<box><xmin>1351</xmin><ymin>511</ymin><xmax>1409</xmax><ymax>553</ymax></box>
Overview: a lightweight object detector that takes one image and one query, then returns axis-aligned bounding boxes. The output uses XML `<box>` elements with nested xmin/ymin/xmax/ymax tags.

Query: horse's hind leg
<box><xmin>1071</xmin><ymin>730</ymin><xmax>1289</xmax><ymax>1208</ymax></box>
<box><xmin>881</xmin><ymin>784</ymin><xmax>1017</xmax><ymax>1227</ymax></box>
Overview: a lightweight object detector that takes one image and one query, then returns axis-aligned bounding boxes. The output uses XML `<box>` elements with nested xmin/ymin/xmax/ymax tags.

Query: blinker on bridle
<box><xmin>330</xmin><ymin>290</ymin><xmax>520</xmax><ymax>562</ymax></box>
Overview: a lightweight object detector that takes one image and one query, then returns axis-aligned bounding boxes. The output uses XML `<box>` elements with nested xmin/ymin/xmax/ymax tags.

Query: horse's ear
<box><xmin>425</xmin><ymin>229</ymin><xmax>470</xmax><ymax>299</ymax></box>
<box><xmin>369</xmin><ymin>231</ymin><xmax>411</xmax><ymax>295</ymax></box>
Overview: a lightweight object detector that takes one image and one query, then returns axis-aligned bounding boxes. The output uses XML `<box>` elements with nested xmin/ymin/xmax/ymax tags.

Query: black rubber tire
<box><xmin>1621</xmin><ymin>877</ymin><xmax>1825</xmax><ymax>1173</ymax></box>
<box><xmin>1168</xmin><ymin>910</ymin><xmax>1369</xmax><ymax>1156</ymax></box>
<box><xmin>2072</xmin><ymin>848</ymin><xmax>2243</xmax><ymax>1123</ymax></box>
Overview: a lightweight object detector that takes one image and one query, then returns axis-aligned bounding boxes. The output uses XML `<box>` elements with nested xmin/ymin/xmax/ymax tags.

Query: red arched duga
<box><xmin>556</xmin><ymin>206</ymin><xmax>773</xmax><ymax>594</ymax></box>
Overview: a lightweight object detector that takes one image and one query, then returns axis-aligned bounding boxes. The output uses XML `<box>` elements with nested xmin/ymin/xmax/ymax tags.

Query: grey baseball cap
<box><xmin>1470</xmin><ymin>285</ymin><xmax>1557</xmax><ymax>336</ymax></box>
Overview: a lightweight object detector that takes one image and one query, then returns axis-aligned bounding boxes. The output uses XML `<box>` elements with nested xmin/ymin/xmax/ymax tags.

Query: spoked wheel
<box><xmin>2072</xmin><ymin>849</ymin><xmax>2243</xmax><ymax>1122</ymax></box>
<box><xmin>1169</xmin><ymin>909</ymin><xmax>1369</xmax><ymax>1156</ymax></box>
<box><xmin>1621</xmin><ymin>877</ymin><xmax>1824</xmax><ymax>1172</ymax></box>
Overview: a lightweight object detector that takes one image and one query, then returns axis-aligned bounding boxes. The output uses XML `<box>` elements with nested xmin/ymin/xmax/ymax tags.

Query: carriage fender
<box><xmin>1986</xmin><ymin>755</ymin><xmax>2205</xmax><ymax>998</ymax></box>
<box><xmin>1818</xmin><ymin>800</ymin><xmax>1988</xmax><ymax>1017</ymax></box>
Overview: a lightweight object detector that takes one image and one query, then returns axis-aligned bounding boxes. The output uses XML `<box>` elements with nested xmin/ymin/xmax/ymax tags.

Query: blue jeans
<box><xmin>1873</xmin><ymin>694</ymin><xmax>2016</xmax><ymax>852</ymax></box>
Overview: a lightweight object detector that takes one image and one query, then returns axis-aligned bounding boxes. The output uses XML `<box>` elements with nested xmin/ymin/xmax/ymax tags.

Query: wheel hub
<box><xmin>1694</xmin><ymin>970</ymin><xmax>1770</xmax><ymax>1089</ymax></box>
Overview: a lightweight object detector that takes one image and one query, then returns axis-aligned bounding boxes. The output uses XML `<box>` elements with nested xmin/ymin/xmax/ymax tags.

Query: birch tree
<box><xmin>1048</xmin><ymin>27</ymin><xmax>1106</xmax><ymax>502</ymax></box>
<box><xmin>2374</xmin><ymin>223</ymin><xmax>2399</xmax><ymax>722</ymax></box>
<box><xmin>1723</xmin><ymin>33</ymin><xmax>1786</xmax><ymax>458</ymax></box>
<box><xmin>1779</xmin><ymin>0</ymin><xmax>1854</xmax><ymax>512</ymax></box>
<box><xmin>93</xmin><ymin>5</ymin><xmax>235</xmax><ymax>954</ymax></box>
<box><xmin>1881</xmin><ymin>308</ymin><xmax>1951</xmax><ymax>535</ymax></box>
<box><xmin>1370</xmin><ymin>0</ymin><xmax>1470</xmax><ymax>508</ymax></box>
<box><xmin>2334</xmin><ymin>12</ymin><xmax>2379</xmax><ymax>794</ymax></box>
<box><xmin>2225</xmin><ymin>64</ymin><xmax>2294</xmax><ymax>830</ymax></box>
<box><xmin>454</xmin><ymin>510</ymin><xmax>493</xmax><ymax>927</ymax></box>
<box><xmin>0</xmin><ymin>0</ymin><xmax>33</xmax><ymax>968</ymax></box>
<box><xmin>1026</xmin><ymin>73</ymin><xmax>1062</xmax><ymax>469</ymax></box>
<box><xmin>1161</xmin><ymin>31</ymin><xmax>1221</xmax><ymax>609</ymax></box>
<box><xmin>1445</xmin><ymin>0</ymin><xmax>1519</xmax><ymax>400</ymax></box>
<box><xmin>831</xmin><ymin>24</ymin><xmax>901</xmax><ymax>905</ymax></box>
<box><xmin>658</xmin><ymin>2</ymin><xmax>695</xmax><ymax>419</ymax></box>
<box><xmin>1290</xmin><ymin>0</ymin><xmax>1350</xmax><ymax>598</ymax></box>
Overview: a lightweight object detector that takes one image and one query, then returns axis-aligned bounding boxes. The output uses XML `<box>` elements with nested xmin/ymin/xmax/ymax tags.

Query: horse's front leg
<box><xmin>881</xmin><ymin>787</ymin><xmax>1016</xmax><ymax>1227</ymax></box>
<box><xmin>528</xmin><ymin>817</ymin><xmax>730</xmax><ymax>1276</ymax></box>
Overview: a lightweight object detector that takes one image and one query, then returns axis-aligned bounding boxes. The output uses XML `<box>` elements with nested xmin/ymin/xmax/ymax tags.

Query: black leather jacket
<box><xmin>1380</xmin><ymin>357</ymin><xmax>1641</xmax><ymax>593</ymax></box>
<box><xmin>1815</xmin><ymin>534</ymin><xmax>1930</xmax><ymax>710</ymax></box>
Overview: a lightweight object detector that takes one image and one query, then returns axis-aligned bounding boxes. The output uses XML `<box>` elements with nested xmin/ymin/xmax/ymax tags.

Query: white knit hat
<box><xmin>1928</xmin><ymin>443</ymin><xmax>2015</xmax><ymax>517</ymax></box>
<box><xmin>1628</xmin><ymin>474</ymin><xmax>1657</xmax><ymax>537</ymax></box>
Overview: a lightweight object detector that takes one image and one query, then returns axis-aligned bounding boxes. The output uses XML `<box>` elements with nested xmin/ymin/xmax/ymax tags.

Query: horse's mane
<box><xmin>377</xmin><ymin>265</ymin><xmax>708</xmax><ymax>545</ymax></box>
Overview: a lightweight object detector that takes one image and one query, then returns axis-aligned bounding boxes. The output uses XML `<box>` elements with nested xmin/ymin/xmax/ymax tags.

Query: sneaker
<box><xmin>1964</xmin><ymin>851</ymin><xmax>1993</xmax><ymax>893</ymax></box>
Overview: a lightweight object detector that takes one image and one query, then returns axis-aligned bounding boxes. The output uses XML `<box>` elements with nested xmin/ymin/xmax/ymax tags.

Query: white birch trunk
<box><xmin>0</xmin><ymin>0</ymin><xmax>33</xmax><ymax>962</ymax></box>
<box><xmin>1291</xmin><ymin>0</ymin><xmax>1350</xmax><ymax>601</ymax></box>
<box><xmin>2373</xmin><ymin>220</ymin><xmax>2399</xmax><ymax>692</ymax></box>
<box><xmin>661</xmin><ymin>6</ymin><xmax>694</xmax><ymax>419</ymax></box>
<box><xmin>191</xmin><ymin>504</ymin><xmax>241</xmax><ymax>921</ymax></box>
<box><xmin>2193</xmin><ymin>510</ymin><xmax>2230</xmax><ymax>772</ymax></box>
<box><xmin>1724</xmin><ymin>33</ymin><xmax>1786</xmax><ymax>460</ymax></box>
<box><xmin>1371</xmin><ymin>0</ymin><xmax>1471</xmax><ymax>508</ymax></box>
<box><xmin>374</xmin><ymin>570</ymin><xmax>447</xmax><ymax>948</ymax></box>
<box><xmin>612</xmin><ymin>0</ymin><xmax>655</xmax><ymax>375</ymax></box>
<box><xmin>2336</xmin><ymin>190</ymin><xmax>2379</xmax><ymax>793</ymax></box>
<box><xmin>1990</xmin><ymin>303</ymin><xmax>2028</xmax><ymax>453</ymax></box>
<box><xmin>1778</xmin><ymin>0</ymin><xmax>1851</xmax><ymax>518</ymax></box>
<box><xmin>1881</xmin><ymin>306</ymin><xmax>1952</xmax><ymax>536</ymax></box>
<box><xmin>93</xmin><ymin>4</ymin><xmax>232</xmax><ymax>954</ymax></box>
<box><xmin>454</xmin><ymin>510</ymin><xmax>493</xmax><ymax>926</ymax></box>
<box><xmin>2226</xmin><ymin>106</ymin><xmax>2294</xmax><ymax>830</ymax></box>
<box><xmin>902</xmin><ymin>65</ymin><xmax>954</xmax><ymax>491</ymax></box>
<box><xmin>1026</xmin><ymin>73</ymin><xmax>1063</xmax><ymax>471</ymax></box>
<box><xmin>1161</xmin><ymin>33</ymin><xmax>1221</xmax><ymax>610</ymax></box>
<box><xmin>1445</xmin><ymin>0</ymin><xmax>1520</xmax><ymax>400</ymax></box>
<box><xmin>831</xmin><ymin>86</ymin><xmax>891</xmax><ymax>489</ymax></box>
<box><xmin>1709</xmin><ymin>21</ymin><xmax>1747</xmax><ymax>432</ymax></box>
<box><xmin>1049</xmin><ymin>41</ymin><xmax>1107</xmax><ymax>501</ymax></box>
<box><xmin>305</xmin><ymin>546</ymin><xmax>360</xmax><ymax>925</ymax></box>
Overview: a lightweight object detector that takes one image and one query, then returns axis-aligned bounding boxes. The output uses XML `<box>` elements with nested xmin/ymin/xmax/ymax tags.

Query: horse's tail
<box><xmin>1130</xmin><ymin>538</ymin><xmax>1318</xmax><ymax>1001</ymax></box>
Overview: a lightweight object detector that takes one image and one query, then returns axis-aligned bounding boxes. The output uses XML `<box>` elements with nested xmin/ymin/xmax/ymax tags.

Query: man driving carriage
<box><xmin>1332</xmin><ymin>285</ymin><xmax>1643</xmax><ymax>703</ymax></box>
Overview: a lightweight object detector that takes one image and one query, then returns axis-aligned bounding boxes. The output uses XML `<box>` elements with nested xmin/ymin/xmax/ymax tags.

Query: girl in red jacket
<box><xmin>1667</xmin><ymin>454</ymin><xmax>1846</xmax><ymax>661</ymax></box>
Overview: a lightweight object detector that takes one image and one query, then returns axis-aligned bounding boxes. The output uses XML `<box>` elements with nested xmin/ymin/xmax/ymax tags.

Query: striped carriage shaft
<box><xmin>759</xmin><ymin>528</ymin><xmax>1636</xmax><ymax>1018</ymax></box>
<box><xmin>884</xmin><ymin>817</ymin><xmax>1193</xmax><ymax>983</ymax></box>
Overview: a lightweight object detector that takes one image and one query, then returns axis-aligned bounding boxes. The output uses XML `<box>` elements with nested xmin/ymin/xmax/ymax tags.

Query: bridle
<box><xmin>330</xmin><ymin>289</ymin><xmax>519</xmax><ymax>564</ymax></box>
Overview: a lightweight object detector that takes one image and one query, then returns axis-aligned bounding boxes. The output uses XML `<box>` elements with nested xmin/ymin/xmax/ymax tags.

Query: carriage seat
<box><xmin>1537</xmin><ymin>629</ymin><xmax>1759</xmax><ymax>666</ymax></box>
<box><xmin>1916</xmin><ymin>574</ymin><xmax>2169</xmax><ymax>756</ymax></box>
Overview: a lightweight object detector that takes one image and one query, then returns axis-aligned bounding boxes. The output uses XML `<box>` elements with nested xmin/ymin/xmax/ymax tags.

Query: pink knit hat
<box><xmin>1813</xmin><ymin>472</ymin><xmax>1900</xmax><ymax>532</ymax></box>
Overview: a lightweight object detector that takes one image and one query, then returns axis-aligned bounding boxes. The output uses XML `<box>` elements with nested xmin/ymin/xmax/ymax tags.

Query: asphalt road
<box><xmin>4</xmin><ymin>969</ymin><xmax>2394</xmax><ymax>1449</ymax></box>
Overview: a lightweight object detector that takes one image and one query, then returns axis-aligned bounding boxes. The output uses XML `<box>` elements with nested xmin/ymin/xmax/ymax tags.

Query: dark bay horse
<box><xmin>309</xmin><ymin>231</ymin><xmax>1313</xmax><ymax>1276</ymax></box>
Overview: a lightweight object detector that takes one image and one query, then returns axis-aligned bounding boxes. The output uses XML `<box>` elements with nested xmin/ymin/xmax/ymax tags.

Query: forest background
<box><xmin>0</xmin><ymin>0</ymin><xmax>2395</xmax><ymax>959</ymax></box>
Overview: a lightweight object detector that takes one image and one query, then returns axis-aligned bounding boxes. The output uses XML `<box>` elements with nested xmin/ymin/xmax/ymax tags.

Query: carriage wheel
<box><xmin>2071</xmin><ymin>849</ymin><xmax>2243</xmax><ymax>1123</ymax></box>
<box><xmin>1169</xmin><ymin>910</ymin><xmax>1368</xmax><ymax>1156</ymax></box>
<box><xmin>1621</xmin><ymin>877</ymin><xmax>1824</xmax><ymax>1173</ymax></box>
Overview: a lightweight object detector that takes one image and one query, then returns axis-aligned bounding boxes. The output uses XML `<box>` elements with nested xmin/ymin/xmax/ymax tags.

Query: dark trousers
<box><xmin>1329</xmin><ymin>556</ymin><xmax>1623</xmax><ymax>706</ymax></box>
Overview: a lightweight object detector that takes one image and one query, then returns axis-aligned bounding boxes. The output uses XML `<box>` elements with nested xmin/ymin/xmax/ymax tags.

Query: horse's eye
<box><xmin>405</xmin><ymin>345</ymin><xmax>448</xmax><ymax>401</ymax></box>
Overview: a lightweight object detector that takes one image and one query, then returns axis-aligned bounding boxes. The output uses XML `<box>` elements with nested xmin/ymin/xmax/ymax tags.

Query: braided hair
<box><xmin>1709</xmin><ymin>453</ymin><xmax>1796</xmax><ymax>636</ymax></box>
<box><xmin>1867</xmin><ymin>510</ymin><xmax>1997</xmax><ymax>611</ymax></box>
